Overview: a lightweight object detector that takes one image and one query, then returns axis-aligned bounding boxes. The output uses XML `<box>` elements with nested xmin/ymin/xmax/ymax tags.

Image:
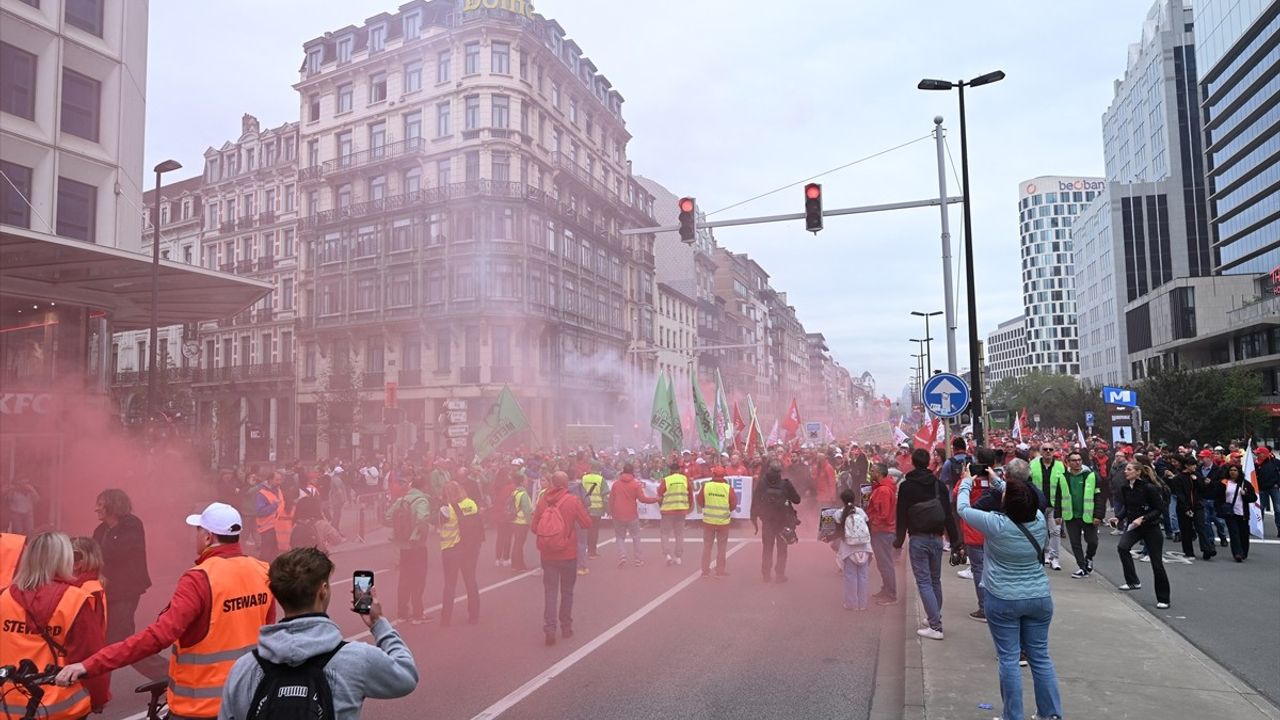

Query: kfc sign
<box><xmin>0</xmin><ymin>393</ymin><xmax>55</xmax><ymax>416</ymax></box>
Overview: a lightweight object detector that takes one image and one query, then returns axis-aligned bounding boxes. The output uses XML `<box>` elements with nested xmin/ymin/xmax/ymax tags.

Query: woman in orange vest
<box><xmin>0</xmin><ymin>531</ymin><xmax>25</xmax><ymax>587</ymax></box>
<box><xmin>70</xmin><ymin>536</ymin><xmax>107</xmax><ymax>631</ymax></box>
<box><xmin>0</xmin><ymin>531</ymin><xmax>110</xmax><ymax>718</ymax></box>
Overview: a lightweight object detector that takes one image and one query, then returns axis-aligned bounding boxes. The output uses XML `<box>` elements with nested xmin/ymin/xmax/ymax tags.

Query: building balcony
<box><xmin>490</xmin><ymin>365</ymin><xmax>514</xmax><ymax>383</ymax></box>
<box><xmin>256</xmin><ymin>307</ymin><xmax>274</xmax><ymax>322</ymax></box>
<box><xmin>398</xmin><ymin>367</ymin><xmax>422</xmax><ymax>386</ymax></box>
<box><xmin>1228</xmin><ymin>294</ymin><xmax>1280</xmax><ymax>330</ymax></box>
<box><xmin>461</xmin><ymin>366</ymin><xmax>481</xmax><ymax>383</ymax></box>
<box><xmin>301</xmin><ymin>179</ymin><xmax>530</xmax><ymax>230</ymax></box>
<box><xmin>255</xmin><ymin>256</ymin><xmax>275</xmax><ymax>272</ymax></box>
<box><xmin>258</xmin><ymin>211</ymin><xmax>276</xmax><ymax>225</ymax></box>
<box><xmin>362</xmin><ymin>371</ymin><xmax>385</xmax><ymax>388</ymax></box>
<box><xmin>185</xmin><ymin>363</ymin><xmax>295</xmax><ymax>385</ymax></box>
<box><xmin>112</xmin><ymin>367</ymin><xmax>195</xmax><ymax>386</ymax></box>
<box><xmin>306</xmin><ymin>137</ymin><xmax>430</xmax><ymax>182</ymax></box>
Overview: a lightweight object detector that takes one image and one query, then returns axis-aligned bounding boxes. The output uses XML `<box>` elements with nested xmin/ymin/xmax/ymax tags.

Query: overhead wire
<box><xmin>703</xmin><ymin>133</ymin><xmax>935</xmax><ymax>217</ymax></box>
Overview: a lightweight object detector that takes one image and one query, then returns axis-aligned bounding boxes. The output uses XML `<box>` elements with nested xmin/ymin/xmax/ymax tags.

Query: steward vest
<box><xmin>1030</xmin><ymin>460</ymin><xmax>1066</xmax><ymax>508</ymax></box>
<box><xmin>513</xmin><ymin>489</ymin><xmax>530</xmax><ymax>525</ymax></box>
<box><xmin>0</xmin><ymin>533</ymin><xmax>24</xmax><ymax>588</ymax></box>
<box><xmin>0</xmin><ymin>584</ymin><xmax>93</xmax><ymax>720</ymax></box>
<box><xmin>255</xmin><ymin>487</ymin><xmax>281</xmax><ymax>534</ymax></box>
<box><xmin>167</xmin><ymin>555</ymin><xmax>271</xmax><ymax>718</ymax></box>
<box><xmin>275</xmin><ymin>502</ymin><xmax>295</xmax><ymax>548</ymax></box>
<box><xmin>1058</xmin><ymin>471</ymin><xmax>1098</xmax><ymax>523</ymax></box>
<box><xmin>440</xmin><ymin>498</ymin><xmax>479</xmax><ymax>550</ymax></box>
<box><xmin>581</xmin><ymin>474</ymin><xmax>606</xmax><ymax>515</ymax></box>
<box><xmin>702</xmin><ymin>482</ymin><xmax>732</xmax><ymax>526</ymax></box>
<box><xmin>660</xmin><ymin>474</ymin><xmax>690</xmax><ymax>513</ymax></box>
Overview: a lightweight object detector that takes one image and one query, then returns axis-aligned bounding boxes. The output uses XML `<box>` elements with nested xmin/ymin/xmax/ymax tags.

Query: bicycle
<box><xmin>0</xmin><ymin>661</ymin><xmax>169</xmax><ymax>720</ymax></box>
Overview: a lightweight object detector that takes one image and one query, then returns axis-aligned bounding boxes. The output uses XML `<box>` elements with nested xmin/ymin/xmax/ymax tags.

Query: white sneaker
<box><xmin>916</xmin><ymin>627</ymin><xmax>944</xmax><ymax>640</ymax></box>
<box><xmin>495</xmin><ymin>559</ymin><xmax>503</xmax><ymax>567</ymax></box>
<box><xmin>1155</xmin><ymin>602</ymin><xmax>1170</xmax><ymax>609</ymax></box>
<box><xmin>1119</xmin><ymin>583</ymin><xmax>1141</xmax><ymax>591</ymax></box>
<box><xmin>957</xmin><ymin>568</ymin><xmax>973</xmax><ymax>579</ymax></box>
<box><xmin>1050</xmin><ymin>559</ymin><xmax>1061</xmax><ymax>571</ymax></box>
<box><xmin>675</xmin><ymin>557</ymin><xmax>683</xmax><ymax>566</ymax></box>
<box><xmin>1140</xmin><ymin>555</ymin><xmax>1151</xmax><ymax>563</ymax></box>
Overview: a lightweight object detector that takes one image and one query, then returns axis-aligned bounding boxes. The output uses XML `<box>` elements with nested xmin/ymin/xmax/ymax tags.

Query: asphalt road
<box><xmin>99</xmin><ymin>520</ymin><xmax>888</xmax><ymax>720</ymax></box>
<box><xmin>1065</xmin><ymin>523</ymin><xmax>1280</xmax><ymax>709</ymax></box>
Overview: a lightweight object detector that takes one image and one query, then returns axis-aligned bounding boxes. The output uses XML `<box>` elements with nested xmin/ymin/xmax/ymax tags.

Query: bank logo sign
<box><xmin>1102</xmin><ymin>386</ymin><xmax>1137</xmax><ymax>408</ymax></box>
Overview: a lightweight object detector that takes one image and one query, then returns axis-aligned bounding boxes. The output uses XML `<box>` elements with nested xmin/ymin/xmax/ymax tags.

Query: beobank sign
<box><xmin>1024</xmin><ymin>179</ymin><xmax>1106</xmax><ymax>196</ymax></box>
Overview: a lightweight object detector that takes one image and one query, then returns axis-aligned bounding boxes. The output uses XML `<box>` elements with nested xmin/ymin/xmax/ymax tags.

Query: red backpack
<box><xmin>535</xmin><ymin>496</ymin><xmax>573</xmax><ymax>553</ymax></box>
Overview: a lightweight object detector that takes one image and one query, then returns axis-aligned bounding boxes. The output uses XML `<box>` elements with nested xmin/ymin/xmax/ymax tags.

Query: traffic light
<box><xmin>677</xmin><ymin>197</ymin><xmax>696</xmax><ymax>243</ymax></box>
<box><xmin>804</xmin><ymin>183</ymin><xmax>823</xmax><ymax>233</ymax></box>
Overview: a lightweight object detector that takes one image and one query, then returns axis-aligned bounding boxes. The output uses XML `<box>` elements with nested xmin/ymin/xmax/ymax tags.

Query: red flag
<box><xmin>732</xmin><ymin>402</ymin><xmax>746</xmax><ymax>451</ymax></box>
<box><xmin>781</xmin><ymin>398</ymin><xmax>802</xmax><ymax>441</ymax></box>
<box><xmin>913</xmin><ymin>418</ymin><xmax>941</xmax><ymax>450</ymax></box>
<box><xmin>1019</xmin><ymin>408</ymin><xmax>1029</xmax><ymax>437</ymax></box>
<box><xmin>745</xmin><ymin>414</ymin><xmax>760</xmax><ymax>457</ymax></box>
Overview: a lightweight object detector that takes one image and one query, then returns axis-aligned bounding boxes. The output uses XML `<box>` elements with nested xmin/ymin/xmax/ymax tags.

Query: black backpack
<box><xmin>247</xmin><ymin>642</ymin><xmax>345</xmax><ymax>720</ymax></box>
<box><xmin>289</xmin><ymin>520</ymin><xmax>320</xmax><ymax>549</ymax></box>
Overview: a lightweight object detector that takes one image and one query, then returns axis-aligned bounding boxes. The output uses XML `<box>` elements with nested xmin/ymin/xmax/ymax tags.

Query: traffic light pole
<box><xmin>620</xmin><ymin>195</ymin><xmax>965</xmax><ymax>236</ymax></box>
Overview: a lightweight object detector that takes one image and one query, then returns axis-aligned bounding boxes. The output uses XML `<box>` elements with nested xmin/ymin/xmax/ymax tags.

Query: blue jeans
<box><xmin>1166</xmin><ymin>496</ymin><xmax>1180</xmax><ymax>535</ymax></box>
<box><xmin>909</xmin><ymin>535</ymin><xmax>944</xmax><ymax>631</ymax></box>
<box><xmin>577</xmin><ymin>528</ymin><xmax>588</xmax><ymax>569</ymax></box>
<box><xmin>541</xmin><ymin>558</ymin><xmax>577</xmax><ymax>633</ymax></box>
<box><xmin>968</xmin><ymin>544</ymin><xmax>986</xmax><ymax>612</ymax></box>
<box><xmin>1201</xmin><ymin>499</ymin><xmax>1228</xmax><ymax>544</ymax></box>
<box><xmin>985</xmin><ymin>593</ymin><xmax>1063</xmax><ymax>720</ymax></box>
<box><xmin>615</xmin><ymin>519</ymin><xmax>642</xmax><ymax>561</ymax></box>
<box><xmin>1259</xmin><ymin>486</ymin><xmax>1280</xmax><ymax>535</ymax></box>
<box><xmin>842</xmin><ymin>556</ymin><xmax>870</xmax><ymax>609</ymax></box>
<box><xmin>871</xmin><ymin>531</ymin><xmax>897</xmax><ymax>599</ymax></box>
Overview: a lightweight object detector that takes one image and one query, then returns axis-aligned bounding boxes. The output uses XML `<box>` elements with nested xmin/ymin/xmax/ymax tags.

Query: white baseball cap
<box><xmin>511</xmin><ymin>458</ymin><xmax>525</xmax><ymax>466</ymax></box>
<box><xmin>186</xmin><ymin>502</ymin><xmax>244</xmax><ymax>535</ymax></box>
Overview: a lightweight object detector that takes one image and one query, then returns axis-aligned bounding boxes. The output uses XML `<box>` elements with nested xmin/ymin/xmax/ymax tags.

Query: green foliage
<box><xmin>1139</xmin><ymin>366</ymin><xmax>1266</xmax><ymax>444</ymax></box>
<box><xmin>986</xmin><ymin>371</ymin><xmax>1105</xmax><ymax>430</ymax></box>
<box><xmin>316</xmin><ymin>348</ymin><xmax>362</xmax><ymax>447</ymax></box>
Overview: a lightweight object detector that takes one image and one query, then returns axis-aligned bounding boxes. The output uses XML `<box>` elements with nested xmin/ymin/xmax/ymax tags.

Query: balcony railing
<box><xmin>301</xmin><ymin>179</ymin><xmax>528</xmax><ymax>229</ymax></box>
<box><xmin>362</xmin><ymin>371</ymin><xmax>385</xmax><ymax>388</ymax></box>
<box><xmin>258</xmin><ymin>211</ymin><xmax>276</xmax><ymax>225</ymax></box>
<box><xmin>398</xmin><ymin>368</ymin><xmax>422</xmax><ymax>386</ymax></box>
<box><xmin>461</xmin><ymin>366</ymin><xmax>481</xmax><ymax>383</ymax></box>
<box><xmin>255</xmin><ymin>256</ymin><xmax>275</xmax><ymax>272</ymax></box>
<box><xmin>115</xmin><ymin>363</ymin><xmax>295</xmax><ymax>386</ymax></box>
<box><xmin>321</xmin><ymin>137</ymin><xmax>428</xmax><ymax>177</ymax></box>
<box><xmin>490</xmin><ymin>365</ymin><xmax>514</xmax><ymax>383</ymax></box>
<box><xmin>1228</xmin><ymin>294</ymin><xmax>1280</xmax><ymax>329</ymax></box>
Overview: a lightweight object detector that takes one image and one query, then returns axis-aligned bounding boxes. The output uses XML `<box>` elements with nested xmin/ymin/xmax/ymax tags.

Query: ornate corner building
<box><xmin>291</xmin><ymin>0</ymin><xmax>657</xmax><ymax>459</ymax></box>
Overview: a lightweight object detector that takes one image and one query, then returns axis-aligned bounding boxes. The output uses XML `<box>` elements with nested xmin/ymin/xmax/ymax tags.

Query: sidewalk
<box><xmin>902</xmin><ymin>554</ymin><xmax>1280</xmax><ymax>720</ymax></box>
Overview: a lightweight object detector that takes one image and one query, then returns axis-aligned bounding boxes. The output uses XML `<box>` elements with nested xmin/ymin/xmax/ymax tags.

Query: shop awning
<box><xmin>1</xmin><ymin>227</ymin><xmax>272</xmax><ymax>329</ymax></box>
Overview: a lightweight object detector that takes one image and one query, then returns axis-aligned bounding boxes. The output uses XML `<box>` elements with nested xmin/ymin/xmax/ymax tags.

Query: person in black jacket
<box><xmin>1165</xmin><ymin>455</ymin><xmax>1206</xmax><ymax>560</ymax></box>
<box><xmin>1110</xmin><ymin>463</ymin><xmax>1171</xmax><ymax>608</ymax></box>
<box><xmin>751</xmin><ymin>461</ymin><xmax>801</xmax><ymax>583</ymax></box>
<box><xmin>1255</xmin><ymin>446</ymin><xmax>1280</xmax><ymax>538</ymax></box>
<box><xmin>91</xmin><ymin>488</ymin><xmax>151</xmax><ymax>643</ymax></box>
<box><xmin>893</xmin><ymin>449</ymin><xmax>962</xmax><ymax>640</ymax></box>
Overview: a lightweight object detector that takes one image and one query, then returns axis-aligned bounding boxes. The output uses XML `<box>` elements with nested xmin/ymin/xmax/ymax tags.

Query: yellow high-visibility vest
<box><xmin>661</xmin><ymin>474</ymin><xmax>690</xmax><ymax>513</ymax></box>
<box><xmin>702</xmin><ymin>482</ymin><xmax>732</xmax><ymax>526</ymax></box>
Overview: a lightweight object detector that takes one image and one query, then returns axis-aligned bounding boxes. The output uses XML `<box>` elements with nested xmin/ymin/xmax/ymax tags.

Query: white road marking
<box><xmin>469</xmin><ymin>540</ymin><xmax>752</xmax><ymax>720</ymax></box>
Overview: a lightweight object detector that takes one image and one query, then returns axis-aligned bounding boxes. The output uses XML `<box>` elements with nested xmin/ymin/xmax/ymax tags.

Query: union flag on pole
<box><xmin>732</xmin><ymin>401</ymin><xmax>746</xmax><ymax>451</ymax></box>
<box><xmin>913</xmin><ymin>417</ymin><xmax>942</xmax><ymax>450</ymax></box>
<box><xmin>781</xmin><ymin>398</ymin><xmax>802</xmax><ymax>441</ymax></box>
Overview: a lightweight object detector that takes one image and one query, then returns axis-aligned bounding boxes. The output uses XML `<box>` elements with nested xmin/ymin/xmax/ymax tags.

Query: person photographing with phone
<box><xmin>218</xmin><ymin>549</ymin><xmax>418</xmax><ymax>719</ymax></box>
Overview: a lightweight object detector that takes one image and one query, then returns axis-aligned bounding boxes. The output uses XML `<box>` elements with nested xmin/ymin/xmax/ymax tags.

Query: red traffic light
<box><xmin>678</xmin><ymin>197</ymin><xmax>695</xmax><ymax>213</ymax></box>
<box><xmin>805</xmin><ymin>183</ymin><xmax>822</xmax><ymax>200</ymax></box>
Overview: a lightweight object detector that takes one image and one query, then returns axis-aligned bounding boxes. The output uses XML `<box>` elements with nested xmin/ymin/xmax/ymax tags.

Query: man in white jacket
<box><xmin>218</xmin><ymin>548</ymin><xmax>419</xmax><ymax>720</ymax></box>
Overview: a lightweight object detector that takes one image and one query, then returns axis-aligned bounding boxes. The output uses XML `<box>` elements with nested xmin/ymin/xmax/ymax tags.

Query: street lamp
<box><xmin>919</xmin><ymin>70</ymin><xmax>1005</xmax><ymax>445</ymax></box>
<box><xmin>146</xmin><ymin>159</ymin><xmax>183</xmax><ymax>423</ymax></box>
<box><xmin>911</xmin><ymin>310</ymin><xmax>942</xmax><ymax>376</ymax></box>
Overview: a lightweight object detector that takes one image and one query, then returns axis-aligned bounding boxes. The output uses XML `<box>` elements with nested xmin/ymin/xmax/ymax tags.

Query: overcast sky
<box><xmin>146</xmin><ymin>0</ymin><xmax>1155</xmax><ymax>399</ymax></box>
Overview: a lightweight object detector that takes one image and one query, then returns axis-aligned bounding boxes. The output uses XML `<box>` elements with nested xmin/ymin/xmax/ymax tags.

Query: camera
<box><xmin>968</xmin><ymin>462</ymin><xmax>989</xmax><ymax>479</ymax></box>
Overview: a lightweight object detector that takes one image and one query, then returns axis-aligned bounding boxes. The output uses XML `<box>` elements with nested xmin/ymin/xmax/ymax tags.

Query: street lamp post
<box><xmin>146</xmin><ymin>159</ymin><xmax>183</xmax><ymax>423</ymax></box>
<box><xmin>919</xmin><ymin>70</ymin><xmax>1005</xmax><ymax>445</ymax></box>
<box><xmin>911</xmin><ymin>310</ymin><xmax>942</xmax><ymax>376</ymax></box>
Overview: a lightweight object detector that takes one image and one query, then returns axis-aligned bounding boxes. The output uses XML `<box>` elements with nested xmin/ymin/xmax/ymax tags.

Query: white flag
<box><xmin>1244</xmin><ymin>441</ymin><xmax>1265</xmax><ymax>539</ymax></box>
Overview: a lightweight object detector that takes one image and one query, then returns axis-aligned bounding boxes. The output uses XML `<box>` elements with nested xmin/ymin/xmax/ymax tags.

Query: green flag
<box><xmin>650</xmin><ymin>372</ymin><xmax>680</xmax><ymax>452</ymax></box>
<box><xmin>666</xmin><ymin>372</ymin><xmax>684</xmax><ymax>453</ymax></box>
<box><xmin>713</xmin><ymin>369</ymin><xmax>733</xmax><ymax>452</ymax></box>
<box><xmin>692</xmin><ymin>373</ymin><xmax>717</xmax><ymax>450</ymax></box>
<box><xmin>472</xmin><ymin>386</ymin><xmax>530</xmax><ymax>461</ymax></box>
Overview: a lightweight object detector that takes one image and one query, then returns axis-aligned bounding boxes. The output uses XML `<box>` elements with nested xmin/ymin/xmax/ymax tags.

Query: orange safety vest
<box><xmin>275</xmin><ymin>502</ymin><xmax>295</xmax><ymax>549</ymax></box>
<box><xmin>80</xmin><ymin>578</ymin><xmax>107</xmax><ymax>630</ymax></box>
<box><xmin>167</xmin><ymin>555</ymin><xmax>272</xmax><ymax>718</ymax></box>
<box><xmin>255</xmin><ymin>487</ymin><xmax>281</xmax><ymax>534</ymax></box>
<box><xmin>0</xmin><ymin>533</ymin><xmax>24</xmax><ymax>588</ymax></box>
<box><xmin>0</xmin><ymin>584</ymin><xmax>94</xmax><ymax>720</ymax></box>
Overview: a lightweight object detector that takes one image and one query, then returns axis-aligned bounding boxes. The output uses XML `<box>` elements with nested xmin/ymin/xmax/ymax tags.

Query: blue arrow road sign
<box><xmin>922</xmin><ymin>373</ymin><xmax>970</xmax><ymax>419</ymax></box>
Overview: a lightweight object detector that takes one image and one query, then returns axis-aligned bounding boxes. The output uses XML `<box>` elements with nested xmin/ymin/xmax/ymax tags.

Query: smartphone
<box><xmin>352</xmin><ymin>570</ymin><xmax>374</xmax><ymax>615</ymax></box>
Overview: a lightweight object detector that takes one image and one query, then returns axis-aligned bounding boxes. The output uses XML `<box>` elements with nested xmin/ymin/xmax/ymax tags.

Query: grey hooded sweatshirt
<box><xmin>218</xmin><ymin>614</ymin><xmax>418</xmax><ymax>720</ymax></box>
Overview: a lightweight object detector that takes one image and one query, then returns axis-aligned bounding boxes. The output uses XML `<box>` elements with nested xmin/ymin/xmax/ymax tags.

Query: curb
<box><xmin>901</xmin><ymin>555</ymin><xmax>926</xmax><ymax>720</ymax></box>
<box><xmin>868</xmin><ymin>549</ymin><xmax>923</xmax><ymax>720</ymax></box>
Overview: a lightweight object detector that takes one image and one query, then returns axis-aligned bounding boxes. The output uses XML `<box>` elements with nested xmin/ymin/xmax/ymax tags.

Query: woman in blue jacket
<box><xmin>956</xmin><ymin>459</ymin><xmax>1063</xmax><ymax>720</ymax></box>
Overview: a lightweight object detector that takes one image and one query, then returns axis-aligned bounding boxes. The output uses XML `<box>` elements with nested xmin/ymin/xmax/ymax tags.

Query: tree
<box><xmin>986</xmin><ymin>371</ymin><xmax>1104</xmax><ymax>430</ymax></box>
<box><xmin>1139</xmin><ymin>366</ymin><xmax>1265</xmax><ymax>444</ymax></box>
<box><xmin>316</xmin><ymin>347</ymin><xmax>362</xmax><ymax>452</ymax></box>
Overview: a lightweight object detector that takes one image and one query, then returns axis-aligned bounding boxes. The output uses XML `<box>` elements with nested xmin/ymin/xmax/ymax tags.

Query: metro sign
<box><xmin>1102</xmin><ymin>386</ymin><xmax>1138</xmax><ymax>408</ymax></box>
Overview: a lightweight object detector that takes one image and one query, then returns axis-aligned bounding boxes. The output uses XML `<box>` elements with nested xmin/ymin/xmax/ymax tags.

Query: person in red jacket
<box><xmin>813</xmin><ymin>452</ymin><xmax>837</xmax><ymax>505</ymax></box>
<box><xmin>953</xmin><ymin>452</ymin><xmax>993</xmax><ymax>622</ymax></box>
<box><xmin>531</xmin><ymin>471</ymin><xmax>591</xmax><ymax>646</ymax></box>
<box><xmin>609</xmin><ymin>464</ymin><xmax>658</xmax><ymax>567</ymax></box>
<box><xmin>864</xmin><ymin>460</ymin><xmax>899</xmax><ymax>604</ymax></box>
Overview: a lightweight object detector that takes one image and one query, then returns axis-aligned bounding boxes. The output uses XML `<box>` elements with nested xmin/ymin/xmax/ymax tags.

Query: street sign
<box><xmin>449</xmin><ymin>437</ymin><xmax>468</xmax><ymax>448</ymax></box>
<box><xmin>447</xmin><ymin>411</ymin><xmax>467</xmax><ymax>424</ymax></box>
<box><xmin>805</xmin><ymin>422</ymin><xmax>822</xmax><ymax>442</ymax></box>
<box><xmin>921</xmin><ymin>373</ymin><xmax>969</xmax><ymax>419</ymax></box>
<box><xmin>1143</xmin><ymin>420</ymin><xmax>1150</xmax><ymax>433</ymax></box>
<box><xmin>1102</xmin><ymin>386</ymin><xmax>1138</xmax><ymax>408</ymax></box>
<box><xmin>1112</xmin><ymin>426</ymin><xmax>1133</xmax><ymax>443</ymax></box>
<box><xmin>445</xmin><ymin>399</ymin><xmax>468</xmax><ymax>411</ymax></box>
<box><xmin>1084</xmin><ymin>411</ymin><xmax>1095</xmax><ymax>426</ymax></box>
<box><xmin>1033</xmin><ymin>414</ymin><xmax>1041</xmax><ymax>424</ymax></box>
<box><xmin>446</xmin><ymin>425</ymin><xmax>469</xmax><ymax>438</ymax></box>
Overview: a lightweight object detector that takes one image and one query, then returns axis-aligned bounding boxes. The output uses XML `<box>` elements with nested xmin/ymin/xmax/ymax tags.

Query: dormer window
<box><xmin>306</xmin><ymin>48</ymin><xmax>322</xmax><ymax>74</ymax></box>
<box><xmin>369</xmin><ymin>25</ymin><xmax>386</xmax><ymax>53</ymax></box>
<box><xmin>404</xmin><ymin>11</ymin><xmax>421</xmax><ymax>39</ymax></box>
<box><xmin>337</xmin><ymin>36</ymin><xmax>353</xmax><ymax>64</ymax></box>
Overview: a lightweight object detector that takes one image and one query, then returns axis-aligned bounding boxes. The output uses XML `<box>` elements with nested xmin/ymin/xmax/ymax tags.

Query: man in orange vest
<box><xmin>57</xmin><ymin>502</ymin><xmax>275</xmax><ymax>720</ymax></box>
<box><xmin>0</xmin><ymin>532</ymin><xmax>25</xmax><ymax>587</ymax></box>
<box><xmin>255</xmin><ymin>472</ymin><xmax>283</xmax><ymax>560</ymax></box>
